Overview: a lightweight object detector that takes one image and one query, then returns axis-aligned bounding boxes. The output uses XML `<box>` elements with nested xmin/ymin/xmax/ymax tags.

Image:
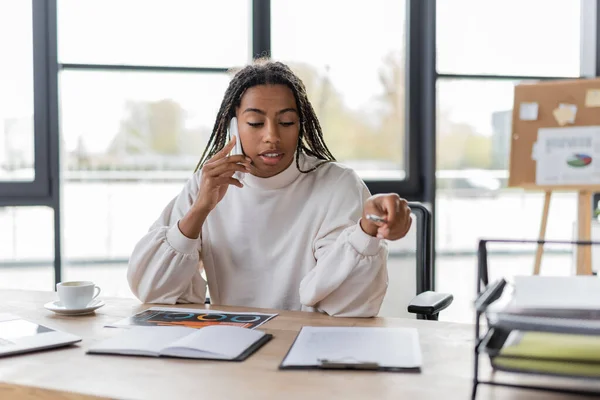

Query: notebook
<box><xmin>0</xmin><ymin>313</ymin><xmax>81</xmax><ymax>357</ymax></box>
<box><xmin>490</xmin><ymin>330</ymin><xmax>600</xmax><ymax>378</ymax></box>
<box><xmin>279</xmin><ymin>326</ymin><xmax>422</xmax><ymax>372</ymax></box>
<box><xmin>87</xmin><ymin>325</ymin><xmax>272</xmax><ymax>361</ymax></box>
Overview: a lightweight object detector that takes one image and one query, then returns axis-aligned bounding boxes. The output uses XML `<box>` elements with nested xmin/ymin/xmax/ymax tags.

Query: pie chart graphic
<box><xmin>566</xmin><ymin>153</ymin><xmax>592</xmax><ymax>167</ymax></box>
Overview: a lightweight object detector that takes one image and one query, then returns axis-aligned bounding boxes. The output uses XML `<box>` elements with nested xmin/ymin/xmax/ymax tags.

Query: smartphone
<box><xmin>228</xmin><ymin>117</ymin><xmax>244</xmax><ymax>157</ymax></box>
<box><xmin>227</xmin><ymin>117</ymin><xmax>246</xmax><ymax>181</ymax></box>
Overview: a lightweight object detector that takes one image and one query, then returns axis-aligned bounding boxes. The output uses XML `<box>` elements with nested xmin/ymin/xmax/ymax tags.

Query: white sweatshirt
<box><xmin>127</xmin><ymin>154</ymin><xmax>389</xmax><ymax>317</ymax></box>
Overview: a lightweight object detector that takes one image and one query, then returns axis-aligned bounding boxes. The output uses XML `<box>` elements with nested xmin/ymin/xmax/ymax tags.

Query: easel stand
<box><xmin>533</xmin><ymin>190</ymin><xmax>593</xmax><ymax>275</ymax></box>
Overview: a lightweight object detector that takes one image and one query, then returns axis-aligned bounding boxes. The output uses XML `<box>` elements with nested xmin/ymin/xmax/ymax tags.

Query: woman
<box><xmin>127</xmin><ymin>60</ymin><xmax>412</xmax><ymax>317</ymax></box>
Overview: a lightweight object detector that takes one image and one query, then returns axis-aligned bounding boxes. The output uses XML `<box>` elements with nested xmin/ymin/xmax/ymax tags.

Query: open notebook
<box><xmin>88</xmin><ymin>325</ymin><xmax>272</xmax><ymax>361</ymax></box>
<box><xmin>280</xmin><ymin>326</ymin><xmax>422</xmax><ymax>372</ymax></box>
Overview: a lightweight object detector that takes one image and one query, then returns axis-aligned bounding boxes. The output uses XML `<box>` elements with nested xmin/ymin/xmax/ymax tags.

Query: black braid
<box><xmin>194</xmin><ymin>59</ymin><xmax>336</xmax><ymax>173</ymax></box>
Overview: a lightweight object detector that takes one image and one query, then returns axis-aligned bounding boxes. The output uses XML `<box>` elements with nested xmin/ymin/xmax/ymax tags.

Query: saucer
<box><xmin>44</xmin><ymin>299</ymin><xmax>105</xmax><ymax>316</ymax></box>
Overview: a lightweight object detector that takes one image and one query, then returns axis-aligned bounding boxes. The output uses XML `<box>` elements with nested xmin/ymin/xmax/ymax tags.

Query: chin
<box><xmin>254</xmin><ymin>157</ymin><xmax>294</xmax><ymax>177</ymax></box>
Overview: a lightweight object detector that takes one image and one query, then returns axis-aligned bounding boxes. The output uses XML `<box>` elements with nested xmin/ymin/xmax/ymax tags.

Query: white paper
<box><xmin>89</xmin><ymin>326</ymin><xmax>193</xmax><ymax>356</ymax></box>
<box><xmin>534</xmin><ymin>125</ymin><xmax>600</xmax><ymax>186</ymax></box>
<box><xmin>514</xmin><ymin>276</ymin><xmax>600</xmax><ymax>310</ymax></box>
<box><xmin>166</xmin><ymin>325</ymin><xmax>265</xmax><ymax>358</ymax></box>
<box><xmin>585</xmin><ymin>89</ymin><xmax>600</xmax><ymax>107</ymax></box>
<box><xmin>519</xmin><ymin>102</ymin><xmax>538</xmax><ymax>121</ymax></box>
<box><xmin>531</xmin><ymin>142</ymin><xmax>540</xmax><ymax>160</ymax></box>
<box><xmin>281</xmin><ymin>326</ymin><xmax>422</xmax><ymax>368</ymax></box>
<box><xmin>559</xmin><ymin>103</ymin><xmax>578</xmax><ymax>123</ymax></box>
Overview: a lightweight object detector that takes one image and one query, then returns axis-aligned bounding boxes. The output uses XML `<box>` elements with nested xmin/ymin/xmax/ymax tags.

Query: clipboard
<box><xmin>278</xmin><ymin>326</ymin><xmax>422</xmax><ymax>373</ymax></box>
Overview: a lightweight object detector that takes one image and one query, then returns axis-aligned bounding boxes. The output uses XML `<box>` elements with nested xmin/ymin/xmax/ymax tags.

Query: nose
<box><xmin>263</xmin><ymin>119</ymin><xmax>281</xmax><ymax>144</ymax></box>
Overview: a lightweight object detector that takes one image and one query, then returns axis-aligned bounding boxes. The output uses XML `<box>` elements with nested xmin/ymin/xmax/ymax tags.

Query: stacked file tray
<box><xmin>472</xmin><ymin>238</ymin><xmax>600</xmax><ymax>399</ymax></box>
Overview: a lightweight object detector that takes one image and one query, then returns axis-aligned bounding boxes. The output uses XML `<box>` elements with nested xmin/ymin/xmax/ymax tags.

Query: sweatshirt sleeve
<box><xmin>299</xmin><ymin>169</ymin><xmax>389</xmax><ymax>317</ymax></box>
<box><xmin>127</xmin><ymin>172</ymin><xmax>207</xmax><ymax>304</ymax></box>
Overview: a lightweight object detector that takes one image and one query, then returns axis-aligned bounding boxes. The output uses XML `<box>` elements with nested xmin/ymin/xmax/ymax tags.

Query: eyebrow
<box><xmin>242</xmin><ymin>107</ymin><xmax>298</xmax><ymax>116</ymax></box>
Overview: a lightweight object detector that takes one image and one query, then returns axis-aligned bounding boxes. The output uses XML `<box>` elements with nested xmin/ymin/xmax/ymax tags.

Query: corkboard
<box><xmin>508</xmin><ymin>77</ymin><xmax>600</xmax><ymax>190</ymax></box>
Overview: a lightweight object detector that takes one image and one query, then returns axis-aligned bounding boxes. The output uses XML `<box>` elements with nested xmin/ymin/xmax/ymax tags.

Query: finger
<box><xmin>208</xmin><ymin>162</ymin><xmax>249</xmax><ymax>177</ymax></box>
<box><xmin>205</xmin><ymin>154</ymin><xmax>251</xmax><ymax>170</ymax></box>
<box><xmin>377</xmin><ymin>226</ymin><xmax>389</xmax><ymax>239</ymax></box>
<box><xmin>382</xmin><ymin>196</ymin><xmax>399</xmax><ymax>228</ymax></box>
<box><xmin>206</xmin><ymin>137</ymin><xmax>237</xmax><ymax>163</ymax></box>
<box><xmin>386</xmin><ymin>206</ymin><xmax>412</xmax><ymax>240</ymax></box>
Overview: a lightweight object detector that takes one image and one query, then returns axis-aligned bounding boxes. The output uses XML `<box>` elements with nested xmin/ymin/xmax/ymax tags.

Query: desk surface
<box><xmin>0</xmin><ymin>289</ymin><xmax>598</xmax><ymax>400</ymax></box>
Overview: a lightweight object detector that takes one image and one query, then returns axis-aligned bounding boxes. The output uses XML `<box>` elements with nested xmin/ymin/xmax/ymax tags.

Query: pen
<box><xmin>366</xmin><ymin>214</ymin><xmax>387</xmax><ymax>224</ymax></box>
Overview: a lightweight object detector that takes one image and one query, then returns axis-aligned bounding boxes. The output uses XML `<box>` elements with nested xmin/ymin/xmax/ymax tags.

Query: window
<box><xmin>434</xmin><ymin>0</ymin><xmax>585</xmax><ymax>322</ymax></box>
<box><xmin>436</xmin><ymin>79</ymin><xmax>516</xmax><ymax>174</ymax></box>
<box><xmin>57</xmin><ymin>0</ymin><xmax>250</xmax><ymax>67</ymax></box>
<box><xmin>0</xmin><ymin>207</ymin><xmax>54</xmax><ymax>291</ymax></box>
<box><xmin>59</xmin><ymin>71</ymin><xmax>230</xmax><ymax>291</ymax></box>
<box><xmin>435</xmin><ymin>79</ymin><xmax>580</xmax><ymax>321</ymax></box>
<box><xmin>271</xmin><ymin>0</ymin><xmax>407</xmax><ymax>180</ymax></box>
<box><xmin>437</xmin><ymin>0</ymin><xmax>581</xmax><ymax>77</ymax></box>
<box><xmin>0</xmin><ymin>0</ymin><xmax>34</xmax><ymax>182</ymax></box>
<box><xmin>59</xmin><ymin>71</ymin><xmax>230</xmax><ymax>172</ymax></box>
<box><xmin>55</xmin><ymin>0</ymin><xmax>250</xmax><ymax>294</ymax></box>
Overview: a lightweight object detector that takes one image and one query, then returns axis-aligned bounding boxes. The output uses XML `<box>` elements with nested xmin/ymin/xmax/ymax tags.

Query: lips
<box><xmin>258</xmin><ymin>150</ymin><xmax>284</xmax><ymax>166</ymax></box>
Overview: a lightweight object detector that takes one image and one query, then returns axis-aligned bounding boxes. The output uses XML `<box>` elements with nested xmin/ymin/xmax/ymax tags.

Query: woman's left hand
<box><xmin>360</xmin><ymin>194</ymin><xmax>412</xmax><ymax>240</ymax></box>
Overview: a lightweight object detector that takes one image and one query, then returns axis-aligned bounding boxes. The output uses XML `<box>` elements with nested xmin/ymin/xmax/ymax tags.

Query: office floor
<box><xmin>0</xmin><ymin>253</ymin><xmax>574</xmax><ymax>324</ymax></box>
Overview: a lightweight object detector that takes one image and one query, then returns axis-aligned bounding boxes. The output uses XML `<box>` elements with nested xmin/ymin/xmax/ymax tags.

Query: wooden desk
<box><xmin>0</xmin><ymin>289</ymin><xmax>598</xmax><ymax>400</ymax></box>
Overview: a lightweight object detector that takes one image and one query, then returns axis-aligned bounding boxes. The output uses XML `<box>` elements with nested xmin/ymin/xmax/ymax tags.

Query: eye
<box><xmin>280</xmin><ymin>122</ymin><xmax>295</xmax><ymax>127</ymax></box>
<box><xmin>247</xmin><ymin>122</ymin><xmax>264</xmax><ymax>127</ymax></box>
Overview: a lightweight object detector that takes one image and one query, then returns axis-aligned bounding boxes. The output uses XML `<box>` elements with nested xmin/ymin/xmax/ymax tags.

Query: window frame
<box><xmin>432</xmin><ymin>0</ymin><xmax>600</xmax><ymax>284</ymax></box>
<box><xmin>0</xmin><ymin>0</ymin><xmax>50</xmax><ymax>200</ymax></box>
<box><xmin>6</xmin><ymin>0</ymin><xmax>599</xmax><ymax>289</ymax></box>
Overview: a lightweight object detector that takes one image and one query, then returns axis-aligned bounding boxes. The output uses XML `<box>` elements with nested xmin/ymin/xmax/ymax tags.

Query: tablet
<box><xmin>0</xmin><ymin>313</ymin><xmax>81</xmax><ymax>357</ymax></box>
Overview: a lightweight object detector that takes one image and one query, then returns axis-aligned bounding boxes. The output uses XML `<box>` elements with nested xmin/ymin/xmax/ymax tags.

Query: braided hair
<box><xmin>194</xmin><ymin>59</ymin><xmax>336</xmax><ymax>173</ymax></box>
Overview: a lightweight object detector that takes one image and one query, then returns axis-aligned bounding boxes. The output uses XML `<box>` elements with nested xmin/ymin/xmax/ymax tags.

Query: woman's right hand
<box><xmin>179</xmin><ymin>137</ymin><xmax>251</xmax><ymax>239</ymax></box>
<box><xmin>195</xmin><ymin>136</ymin><xmax>251</xmax><ymax>213</ymax></box>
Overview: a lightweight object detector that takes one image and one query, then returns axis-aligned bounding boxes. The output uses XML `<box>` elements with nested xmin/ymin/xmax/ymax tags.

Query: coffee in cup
<box><xmin>56</xmin><ymin>281</ymin><xmax>101</xmax><ymax>309</ymax></box>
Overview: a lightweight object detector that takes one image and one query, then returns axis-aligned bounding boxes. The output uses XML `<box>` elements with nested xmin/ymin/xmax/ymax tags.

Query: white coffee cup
<box><xmin>56</xmin><ymin>281</ymin><xmax>101</xmax><ymax>309</ymax></box>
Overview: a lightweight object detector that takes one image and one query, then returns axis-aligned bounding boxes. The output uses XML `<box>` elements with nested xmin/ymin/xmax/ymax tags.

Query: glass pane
<box><xmin>0</xmin><ymin>207</ymin><xmax>54</xmax><ymax>290</ymax></box>
<box><xmin>436</xmin><ymin>79</ymin><xmax>579</xmax><ymax>323</ymax></box>
<box><xmin>59</xmin><ymin>71</ymin><xmax>230</xmax><ymax>298</ymax></box>
<box><xmin>437</xmin><ymin>0</ymin><xmax>581</xmax><ymax>77</ymax></box>
<box><xmin>380</xmin><ymin>213</ymin><xmax>417</xmax><ymax>318</ymax></box>
<box><xmin>58</xmin><ymin>0</ymin><xmax>250</xmax><ymax>67</ymax></box>
<box><xmin>0</xmin><ymin>1</ymin><xmax>34</xmax><ymax>182</ymax></box>
<box><xmin>271</xmin><ymin>0</ymin><xmax>406</xmax><ymax>180</ymax></box>
<box><xmin>59</xmin><ymin>71</ymin><xmax>230</xmax><ymax>168</ymax></box>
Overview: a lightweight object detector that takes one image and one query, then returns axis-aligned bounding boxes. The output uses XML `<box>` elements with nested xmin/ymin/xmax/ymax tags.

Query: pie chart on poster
<box><xmin>566</xmin><ymin>153</ymin><xmax>592</xmax><ymax>167</ymax></box>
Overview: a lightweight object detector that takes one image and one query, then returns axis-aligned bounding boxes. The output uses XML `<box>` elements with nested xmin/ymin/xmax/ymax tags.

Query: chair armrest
<box><xmin>407</xmin><ymin>291</ymin><xmax>453</xmax><ymax>320</ymax></box>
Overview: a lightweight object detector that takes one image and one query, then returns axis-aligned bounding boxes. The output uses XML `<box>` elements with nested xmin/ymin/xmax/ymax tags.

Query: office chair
<box><xmin>406</xmin><ymin>202</ymin><xmax>453</xmax><ymax>320</ymax></box>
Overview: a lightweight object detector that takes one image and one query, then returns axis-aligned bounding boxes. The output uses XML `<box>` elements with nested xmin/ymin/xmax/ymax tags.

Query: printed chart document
<box><xmin>107</xmin><ymin>307</ymin><xmax>277</xmax><ymax>330</ymax></box>
<box><xmin>280</xmin><ymin>326</ymin><xmax>422</xmax><ymax>372</ymax></box>
<box><xmin>88</xmin><ymin>325</ymin><xmax>272</xmax><ymax>361</ymax></box>
<box><xmin>534</xmin><ymin>126</ymin><xmax>600</xmax><ymax>186</ymax></box>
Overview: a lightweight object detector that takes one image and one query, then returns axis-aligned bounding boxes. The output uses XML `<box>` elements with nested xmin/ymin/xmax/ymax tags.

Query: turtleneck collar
<box><xmin>240</xmin><ymin>153</ymin><xmax>305</xmax><ymax>190</ymax></box>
